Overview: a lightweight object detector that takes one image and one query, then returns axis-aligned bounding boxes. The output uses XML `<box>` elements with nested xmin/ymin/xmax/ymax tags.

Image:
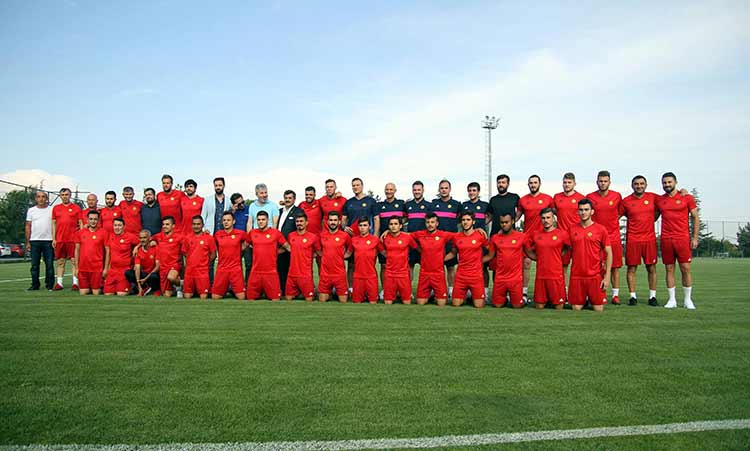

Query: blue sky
<box><xmin>1</xmin><ymin>1</ymin><xmax>749</xmax><ymax>228</ymax></box>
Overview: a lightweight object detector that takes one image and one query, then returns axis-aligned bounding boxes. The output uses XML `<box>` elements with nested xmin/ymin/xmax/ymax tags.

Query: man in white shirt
<box><xmin>25</xmin><ymin>190</ymin><xmax>54</xmax><ymax>291</ymax></box>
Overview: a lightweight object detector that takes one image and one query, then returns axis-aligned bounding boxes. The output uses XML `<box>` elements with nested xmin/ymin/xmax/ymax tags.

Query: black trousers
<box><xmin>30</xmin><ymin>240</ymin><xmax>54</xmax><ymax>289</ymax></box>
<box><xmin>243</xmin><ymin>247</ymin><xmax>253</xmax><ymax>281</ymax></box>
<box><xmin>277</xmin><ymin>252</ymin><xmax>290</xmax><ymax>295</ymax></box>
<box><xmin>124</xmin><ymin>270</ymin><xmax>160</xmax><ymax>292</ymax></box>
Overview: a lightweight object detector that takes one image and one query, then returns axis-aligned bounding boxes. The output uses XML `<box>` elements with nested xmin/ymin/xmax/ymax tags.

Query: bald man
<box><xmin>78</xmin><ymin>194</ymin><xmax>101</xmax><ymax>231</ymax></box>
<box><xmin>377</xmin><ymin>183</ymin><xmax>406</xmax><ymax>295</ymax></box>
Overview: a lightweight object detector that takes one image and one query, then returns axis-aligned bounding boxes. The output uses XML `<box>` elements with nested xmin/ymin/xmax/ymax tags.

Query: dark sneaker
<box><xmin>648</xmin><ymin>297</ymin><xmax>659</xmax><ymax>307</ymax></box>
<box><xmin>26</xmin><ymin>286</ymin><xmax>40</xmax><ymax>291</ymax></box>
<box><xmin>628</xmin><ymin>297</ymin><xmax>637</xmax><ymax>306</ymax></box>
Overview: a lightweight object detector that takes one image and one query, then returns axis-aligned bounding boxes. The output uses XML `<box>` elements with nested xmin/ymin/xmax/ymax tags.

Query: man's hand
<box><xmin>102</xmin><ymin>268</ymin><xmax>108</xmax><ymax>280</ymax></box>
<box><xmin>25</xmin><ymin>243</ymin><xmax>30</xmax><ymax>256</ymax></box>
<box><xmin>601</xmin><ymin>277</ymin><xmax>610</xmax><ymax>290</ymax></box>
<box><xmin>52</xmin><ymin>239</ymin><xmax>57</xmax><ymax>249</ymax></box>
<box><xmin>344</xmin><ymin>226</ymin><xmax>354</xmax><ymax>236</ymax></box>
<box><xmin>691</xmin><ymin>237</ymin><xmax>698</xmax><ymax>250</ymax></box>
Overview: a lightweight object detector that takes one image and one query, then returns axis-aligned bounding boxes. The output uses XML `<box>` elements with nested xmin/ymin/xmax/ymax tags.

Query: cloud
<box><xmin>0</xmin><ymin>169</ymin><xmax>79</xmax><ymax>194</ymax></box>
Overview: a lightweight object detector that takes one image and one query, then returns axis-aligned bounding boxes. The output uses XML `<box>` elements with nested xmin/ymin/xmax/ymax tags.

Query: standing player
<box><xmin>299</xmin><ymin>186</ymin><xmax>323</xmax><ymax>235</ymax></box>
<box><xmin>318</xmin><ymin>212</ymin><xmax>352</xmax><ymax>303</ymax></box>
<box><xmin>119</xmin><ymin>186</ymin><xmax>143</xmax><ymax>234</ymax></box>
<box><xmin>141</xmin><ymin>188</ymin><xmax>162</xmax><ymax>236</ymax></box>
<box><xmin>51</xmin><ymin>188</ymin><xmax>81</xmax><ymax>290</ymax></box>
<box><xmin>568</xmin><ymin>199</ymin><xmax>612</xmax><ymax>312</ymax></box>
<box><xmin>181</xmin><ymin>215</ymin><xmax>216</xmax><ymax>299</ymax></box>
<box><xmin>411</xmin><ymin>213</ymin><xmax>451</xmax><ymax>306</ymax></box>
<box><xmin>126</xmin><ymin>229</ymin><xmax>160</xmax><ymax>296</ymax></box>
<box><xmin>318</xmin><ymin>179</ymin><xmax>344</xmax><ymax>220</ymax></box>
<box><xmin>483</xmin><ymin>213</ymin><xmax>527</xmax><ymax>308</ymax></box>
<box><xmin>350</xmin><ymin>217</ymin><xmax>383</xmax><ymax>304</ymax></box>
<box><xmin>586</xmin><ymin>171</ymin><xmax>624</xmax><ymax>304</ymax></box>
<box><xmin>377</xmin><ymin>183</ymin><xmax>406</xmax><ymax>295</ymax></box>
<box><xmin>432</xmin><ymin>179</ymin><xmax>462</xmax><ymax>298</ymax></box>
<box><xmin>99</xmin><ymin>191</ymin><xmax>123</xmax><ymax>233</ymax></box>
<box><xmin>526</xmin><ymin>208</ymin><xmax>571</xmax><ymax>309</ymax></box>
<box><xmin>151</xmin><ymin>216</ymin><xmax>184</xmax><ymax>298</ymax></box>
<box><xmin>180</xmin><ymin>179</ymin><xmax>204</xmax><ymax>235</ymax></box>
<box><xmin>342</xmin><ymin>178</ymin><xmax>379</xmax><ymax>289</ymax></box>
<box><xmin>78</xmin><ymin>193</ymin><xmax>100</xmax><ymax>229</ymax></box>
<box><xmin>157</xmin><ymin>174</ymin><xmax>185</xmax><ymax>225</ymax></box>
<box><xmin>405</xmin><ymin>180</ymin><xmax>432</xmax><ymax>280</ymax></box>
<box><xmin>486</xmin><ymin>174</ymin><xmax>520</xmax><ymax>236</ymax></box>
<box><xmin>103</xmin><ymin>218</ymin><xmax>139</xmax><ymax>296</ymax></box>
<box><xmin>285</xmin><ymin>213</ymin><xmax>321</xmax><ymax>302</ymax></box>
<box><xmin>553</xmin><ymin>173</ymin><xmax>585</xmax><ymax>280</ymax></box>
<box><xmin>246</xmin><ymin>210</ymin><xmax>290</xmax><ymax>301</ymax></box>
<box><xmin>445</xmin><ymin>211</ymin><xmax>488</xmax><ymax>308</ymax></box>
<box><xmin>621</xmin><ymin>175</ymin><xmax>659</xmax><ymax>306</ymax></box>
<box><xmin>380</xmin><ymin>217</ymin><xmax>417</xmax><ymax>304</ymax></box>
<box><xmin>212</xmin><ymin>212</ymin><xmax>247</xmax><ymax>300</ymax></box>
<box><xmin>656</xmin><ymin>172</ymin><xmax>699</xmax><ymax>309</ymax></box>
<box><xmin>74</xmin><ymin>210</ymin><xmax>109</xmax><ymax>296</ymax></box>
<box><xmin>518</xmin><ymin>175</ymin><xmax>554</xmax><ymax>302</ymax></box>
<box><xmin>463</xmin><ymin>181</ymin><xmax>491</xmax><ymax>299</ymax></box>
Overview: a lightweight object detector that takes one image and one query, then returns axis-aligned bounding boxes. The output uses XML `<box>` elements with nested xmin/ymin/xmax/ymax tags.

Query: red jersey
<box><xmin>298</xmin><ymin>200</ymin><xmax>323</xmax><ymax>235</ymax></box>
<box><xmin>452</xmin><ymin>230</ymin><xmax>488</xmax><ymax>276</ymax></box>
<box><xmin>79</xmin><ymin>208</ymin><xmax>102</xmax><ymax>230</ymax></box>
<box><xmin>99</xmin><ymin>206</ymin><xmax>123</xmax><ymax>233</ymax></box>
<box><xmin>411</xmin><ymin>230</ymin><xmax>453</xmax><ymax>275</ymax></box>
<box><xmin>586</xmin><ymin>190</ymin><xmax>622</xmax><ymax>236</ymax></box>
<box><xmin>569</xmin><ymin>223</ymin><xmax>610</xmax><ymax>278</ymax></box>
<box><xmin>107</xmin><ymin>232</ymin><xmax>138</xmax><ymax>269</ymax></box>
<box><xmin>319</xmin><ymin>230</ymin><xmax>351</xmax><ymax>278</ymax></box>
<box><xmin>181</xmin><ymin>232</ymin><xmax>216</xmax><ymax>272</ymax></box>
<box><xmin>351</xmin><ymin>234</ymin><xmax>383</xmax><ymax>279</ymax></box>
<box><xmin>52</xmin><ymin>203</ymin><xmax>81</xmax><ymax>242</ymax></box>
<box><xmin>157</xmin><ymin>190</ymin><xmax>185</xmax><ymax>224</ymax></box>
<box><xmin>528</xmin><ymin>228</ymin><xmax>570</xmax><ymax>280</ymax></box>
<box><xmin>621</xmin><ymin>192</ymin><xmax>658</xmax><ymax>242</ymax></box>
<box><xmin>118</xmin><ymin>200</ymin><xmax>143</xmax><ymax>234</ymax></box>
<box><xmin>489</xmin><ymin>231</ymin><xmax>527</xmax><ymax>281</ymax></box>
<box><xmin>656</xmin><ymin>192</ymin><xmax>697</xmax><ymax>240</ymax></box>
<box><xmin>214</xmin><ymin>229</ymin><xmax>246</xmax><ymax>271</ymax></box>
<box><xmin>247</xmin><ymin>228</ymin><xmax>286</xmax><ymax>275</ymax></box>
<box><xmin>180</xmin><ymin>195</ymin><xmax>204</xmax><ymax>234</ymax></box>
<box><xmin>151</xmin><ymin>231</ymin><xmax>185</xmax><ymax>268</ymax></box>
<box><xmin>553</xmin><ymin>191</ymin><xmax>585</xmax><ymax>231</ymax></box>
<box><xmin>382</xmin><ymin>232</ymin><xmax>416</xmax><ymax>277</ymax></box>
<box><xmin>75</xmin><ymin>227</ymin><xmax>109</xmax><ymax>272</ymax></box>
<box><xmin>135</xmin><ymin>244</ymin><xmax>158</xmax><ymax>274</ymax></box>
<box><xmin>287</xmin><ymin>232</ymin><xmax>321</xmax><ymax>278</ymax></box>
<box><xmin>318</xmin><ymin>195</ymin><xmax>344</xmax><ymax>219</ymax></box>
<box><xmin>518</xmin><ymin>193</ymin><xmax>553</xmax><ymax>234</ymax></box>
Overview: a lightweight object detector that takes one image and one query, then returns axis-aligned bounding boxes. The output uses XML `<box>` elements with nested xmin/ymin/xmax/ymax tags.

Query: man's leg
<box><xmin>55</xmin><ymin>257</ymin><xmax>66</xmax><ymax>289</ymax></box>
<box><xmin>277</xmin><ymin>251</ymin><xmax>290</xmax><ymax>296</ymax></box>
<box><xmin>41</xmin><ymin>241</ymin><xmax>54</xmax><ymax>290</ymax></box>
<box><xmin>522</xmin><ymin>257</ymin><xmax>532</xmax><ymax>302</ymax></box>
<box><xmin>28</xmin><ymin>241</ymin><xmax>41</xmax><ymax>290</ymax></box>
<box><xmin>679</xmin><ymin>262</ymin><xmax>694</xmax><ymax>309</ymax></box>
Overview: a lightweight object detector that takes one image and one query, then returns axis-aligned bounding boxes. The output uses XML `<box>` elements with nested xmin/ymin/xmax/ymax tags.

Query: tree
<box><xmin>690</xmin><ymin>188</ymin><xmax>714</xmax><ymax>256</ymax></box>
<box><xmin>0</xmin><ymin>188</ymin><xmax>37</xmax><ymax>243</ymax></box>
<box><xmin>366</xmin><ymin>189</ymin><xmax>382</xmax><ymax>202</ymax></box>
<box><xmin>738</xmin><ymin>223</ymin><xmax>750</xmax><ymax>257</ymax></box>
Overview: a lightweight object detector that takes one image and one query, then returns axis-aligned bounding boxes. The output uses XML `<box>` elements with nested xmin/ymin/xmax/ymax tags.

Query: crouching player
<box><xmin>213</xmin><ymin>212</ymin><xmax>247</xmax><ymax>300</ymax></box>
<box><xmin>380</xmin><ymin>216</ymin><xmax>416</xmax><ymax>304</ymax></box>
<box><xmin>445</xmin><ymin>211</ymin><xmax>488</xmax><ymax>308</ymax></box>
<box><xmin>483</xmin><ymin>213</ymin><xmax>527</xmax><ymax>308</ymax></box>
<box><xmin>568</xmin><ymin>199</ymin><xmax>612</xmax><ymax>312</ymax></box>
<box><xmin>285</xmin><ymin>213</ymin><xmax>320</xmax><ymax>302</ymax></box>
<box><xmin>104</xmin><ymin>218</ymin><xmax>138</xmax><ymax>296</ymax></box>
<box><xmin>181</xmin><ymin>215</ymin><xmax>216</xmax><ymax>299</ymax></box>
<box><xmin>126</xmin><ymin>229</ymin><xmax>160</xmax><ymax>296</ymax></box>
<box><xmin>525</xmin><ymin>208</ymin><xmax>570</xmax><ymax>310</ymax></box>
<box><xmin>318</xmin><ymin>212</ymin><xmax>352</xmax><ymax>303</ymax></box>
<box><xmin>151</xmin><ymin>216</ymin><xmax>185</xmax><ymax>298</ymax></box>
<box><xmin>411</xmin><ymin>212</ymin><xmax>451</xmax><ymax>306</ymax></box>
<box><xmin>246</xmin><ymin>210</ymin><xmax>290</xmax><ymax>301</ymax></box>
<box><xmin>350</xmin><ymin>217</ymin><xmax>382</xmax><ymax>303</ymax></box>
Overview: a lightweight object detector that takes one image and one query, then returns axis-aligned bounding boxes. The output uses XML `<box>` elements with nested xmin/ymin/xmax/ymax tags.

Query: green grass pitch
<box><xmin>1</xmin><ymin>258</ymin><xmax>749</xmax><ymax>449</ymax></box>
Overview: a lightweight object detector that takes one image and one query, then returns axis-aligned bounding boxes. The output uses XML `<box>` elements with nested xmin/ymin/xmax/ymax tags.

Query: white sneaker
<box><xmin>177</xmin><ymin>289</ymin><xmax>184</xmax><ymax>299</ymax></box>
<box><xmin>684</xmin><ymin>299</ymin><xmax>696</xmax><ymax>310</ymax></box>
<box><xmin>664</xmin><ymin>299</ymin><xmax>677</xmax><ymax>309</ymax></box>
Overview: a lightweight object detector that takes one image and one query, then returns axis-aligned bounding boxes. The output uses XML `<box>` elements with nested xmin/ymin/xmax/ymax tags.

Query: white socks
<box><xmin>56</xmin><ymin>276</ymin><xmax>63</xmax><ymax>285</ymax></box>
<box><xmin>629</xmin><ymin>292</ymin><xmax>637</xmax><ymax>299</ymax></box>
<box><xmin>649</xmin><ymin>289</ymin><xmax>657</xmax><ymax>299</ymax></box>
<box><xmin>523</xmin><ymin>286</ymin><xmax>528</xmax><ymax>295</ymax></box>
<box><xmin>667</xmin><ymin>287</ymin><xmax>676</xmax><ymax>301</ymax></box>
<box><xmin>683</xmin><ymin>286</ymin><xmax>692</xmax><ymax>302</ymax></box>
<box><xmin>72</xmin><ymin>276</ymin><xmax>79</xmax><ymax>285</ymax></box>
<box><xmin>612</xmin><ymin>288</ymin><xmax>619</xmax><ymax>297</ymax></box>
<box><xmin>448</xmin><ymin>286</ymin><xmax>453</xmax><ymax>298</ymax></box>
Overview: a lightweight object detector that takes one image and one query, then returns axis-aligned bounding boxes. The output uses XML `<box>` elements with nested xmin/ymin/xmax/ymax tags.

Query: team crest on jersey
<box><xmin>132</xmin><ymin>207</ymin><xmax>137</xmax><ymax>211</ymax></box>
<box><xmin>435</xmin><ymin>236</ymin><xmax>440</xmax><ymax>241</ymax></box>
<box><xmin>420</xmin><ymin>205</ymin><xmax>424</xmax><ymax>209</ymax></box>
<box><xmin>200</xmin><ymin>240</ymin><xmax>204</xmax><ymax>245</ymax></box>
<box><xmin>398</xmin><ymin>240</ymin><xmax>402</xmax><ymax>245</ymax></box>
<box><xmin>334</xmin><ymin>202</ymin><xmax>339</xmax><ymax>207</ymax></box>
<box><xmin>552</xmin><ymin>235</ymin><xmax>558</xmax><ymax>240</ymax></box>
<box><xmin>120</xmin><ymin>238</ymin><xmax>125</xmax><ymax>243</ymax></box>
<box><xmin>114</xmin><ymin>212</ymin><xmax>118</xmax><ymax>216</ymax></box>
<box><xmin>571</xmin><ymin>198</ymin><xmax>576</xmax><ymax>203</ymax></box>
<box><xmin>302</xmin><ymin>238</ymin><xmax>308</xmax><ymax>243</ymax></box>
<box><xmin>170</xmin><ymin>197</ymin><xmax>174</xmax><ymax>201</ymax></box>
<box><xmin>538</xmin><ymin>199</ymin><xmax>543</xmax><ymax>204</ymax></box>
<box><xmin>231</xmin><ymin>235</ymin><xmax>235</xmax><ymax>239</ymax></box>
<box><xmin>265</xmin><ymin>234</ymin><xmax>271</xmax><ymax>239</ymax></box>
<box><xmin>335</xmin><ymin>237</ymin><xmax>340</xmax><ymax>242</ymax></box>
<box><xmin>169</xmin><ymin>238</ymin><xmax>173</xmax><ymax>242</ymax></box>
<box><xmin>676</xmin><ymin>200</ymin><xmax>682</xmax><ymax>204</ymax></box>
<box><xmin>448</xmin><ymin>204</ymin><xmax>452</xmax><ymax>208</ymax></box>
<box><xmin>644</xmin><ymin>200</ymin><xmax>649</xmax><ymax>205</ymax></box>
<box><xmin>361</xmin><ymin>202</ymin><xmax>366</xmax><ymax>207</ymax></box>
<box><xmin>512</xmin><ymin>239</ymin><xmax>517</xmax><ymax>244</ymax></box>
<box><xmin>609</xmin><ymin>200</ymin><xmax>614</xmax><ymax>205</ymax></box>
<box><xmin>366</xmin><ymin>240</ymin><xmax>371</xmax><ymax>245</ymax></box>
<box><xmin>395</xmin><ymin>204</ymin><xmax>399</xmax><ymax>208</ymax></box>
<box><xmin>68</xmin><ymin>208</ymin><xmax>72</xmax><ymax>212</ymax></box>
<box><xmin>471</xmin><ymin>239</ymin><xmax>476</xmax><ymax>244</ymax></box>
<box><xmin>92</xmin><ymin>235</ymin><xmax>97</xmax><ymax>240</ymax></box>
<box><xmin>192</xmin><ymin>201</ymin><xmax>197</xmax><ymax>205</ymax></box>
<box><xmin>150</xmin><ymin>255</ymin><xmax>154</xmax><ymax>259</ymax></box>
<box><xmin>476</xmin><ymin>205</ymin><xmax>480</xmax><ymax>210</ymax></box>
<box><xmin>587</xmin><ymin>232</ymin><xmax>593</xmax><ymax>237</ymax></box>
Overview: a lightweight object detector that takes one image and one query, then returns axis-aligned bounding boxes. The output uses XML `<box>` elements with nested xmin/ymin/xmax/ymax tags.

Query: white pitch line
<box><xmin>0</xmin><ymin>273</ymin><xmax>72</xmax><ymax>284</ymax></box>
<box><xmin>2</xmin><ymin>419</ymin><xmax>748</xmax><ymax>451</ymax></box>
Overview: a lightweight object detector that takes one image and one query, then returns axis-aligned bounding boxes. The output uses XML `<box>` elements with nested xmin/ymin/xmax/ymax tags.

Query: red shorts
<box><xmin>568</xmin><ymin>277</ymin><xmax>607</xmax><ymax>306</ymax></box>
<box><xmin>183</xmin><ymin>269</ymin><xmax>210</xmax><ymax>295</ymax></box>
<box><xmin>103</xmin><ymin>267</ymin><xmax>130</xmax><ymax>293</ymax></box>
<box><xmin>383</xmin><ymin>276</ymin><xmax>412</xmax><ymax>302</ymax></box>
<box><xmin>54</xmin><ymin>242</ymin><xmax>75</xmax><ymax>259</ymax></box>
<box><xmin>318</xmin><ymin>274</ymin><xmax>348</xmax><ymax>295</ymax></box>
<box><xmin>660</xmin><ymin>238</ymin><xmax>692</xmax><ymax>265</ymax></box>
<box><xmin>453</xmin><ymin>273</ymin><xmax>485</xmax><ymax>302</ymax></box>
<box><xmin>246</xmin><ymin>272</ymin><xmax>282</xmax><ymax>300</ymax></box>
<box><xmin>492</xmin><ymin>278</ymin><xmax>523</xmax><ymax>306</ymax></box>
<box><xmin>78</xmin><ymin>270</ymin><xmax>103</xmax><ymax>290</ymax></box>
<box><xmin>610</xmin><ymin>236</ymin><xmax>623</xmax><ymax>269</ymax></box>
<box><xmin>416</xmin><ymin>272</ymin><xmax>447</xmax><ymax>299</ymax></box>
<box><xmin>625</xmin><ymin>240</ymin><xmax>658</xmax><ymax>266</ymax></box>
<box><xmin>286</xmin><ymin>275</ymin><xmax>315</xmax><ymax>298</ymax></box>
<box><xmin>533</xmin><ymin>278</ymin><xmax>566</xmax><ymax>305</ymax></box>
<box><xmin>352</xmin><ymin>277</ymin><xmax>378</xmax><ymax>303</ymax></box>
<box><xmin>159</xmin><ymin>269</ymin><xmax>179</xmax><ymax>293</ymax></box>
<box><xmin>212</xmin><ymin>267</ymin><xmax>245</xmax><ymax>296</ymax></box>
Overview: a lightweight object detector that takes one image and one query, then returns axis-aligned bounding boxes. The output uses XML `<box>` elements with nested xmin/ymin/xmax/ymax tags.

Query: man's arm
<box><xmin>103</xmin><ymin>246</ymin><xmax>111</xmax><ymax>279</ymax></box>
<box><xmin>51</xmin><ymin>217</ymin><xmax>57</xmax><ymax>248</ymax></box>
<box><xmin>481</xmin><ymin>248</ymin><xmax>496</xmax><ymax>263</ymax></box>
<box><xmin>24</xmin><ymin>220</ymin><xmax>32</xmax><ymax>256</ymax></box>
<box><xmin>690</xmin><ymin>208</ymin><xmax>700</xmax><ymax>249</ymax></box>
<box><xmin>73</xmin><ymin>243</ymin><xmax>80</xmax><ymax>277</ymax></box>
<box><xmin>272</xmin><ymin>210</ymin><xmax>280</xmax><ymax>229</ymax></box>
<box><xmin>373</xmin><ymin>216</ymin><xmax>380</xmax><ymax>236</ymax></box>
<box><xmin>601</xmin><ymin>246</ymin><xmax>613</xmax><ymax>290</ymax></box>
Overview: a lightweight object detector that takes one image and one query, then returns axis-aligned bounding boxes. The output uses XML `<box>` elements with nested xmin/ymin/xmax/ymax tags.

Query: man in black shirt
<box><xmin>486</xmin><ymin>174</ymin><xmax>520</xmax><ymax>236</ymax></box>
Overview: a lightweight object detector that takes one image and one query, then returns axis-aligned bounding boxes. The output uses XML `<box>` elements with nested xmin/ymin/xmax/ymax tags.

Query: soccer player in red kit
<box><xmin>157</xmin><ymin>174</ymin><xmax>185</xmax><ymax>225</ymax></box>
<box><xmin>318</xmin><ymin>212</ymin><xmax>352</xmax><ymax>303</ymax></box>
<box><xmin>78</xmin><ymin>193</ymin><xmax>100</xmax><ymax>230</ymax></box>
<box><xmin>518</xmin><ymin>175</ymin><xmax>553</xmax><ymax>302</ymax></box>
<box><xmin>553</xmin><ymin>173</ymin><xmax>585</xmax><ymax>277</ymax></box>
<box><xmin>411</xmin><ymin>212</ymin><xmax>451</xmax><ymax>306</ymax></box>
<box><xmin>318</xmin><ymin>179</ymin><xmax>344</xmax><ymax>220</ymax></box>
<box><xmin>621</xmin><ymin>175</ymin><xmax>660</xmax><ymax>306</ymax></box>
<box><xmin>181</xmin><ymin>215</ymin><xmax>216</xmax><ymax>299</ymax></box>
<box><xmin>130</xmin><ymin>229</ymin><xmax>160</xmax><ymax>296</ymax></box>
<box><xmin>568</xmin><ymin>199</ymin><xmax>612</xmax><ymax>312</ymax></box>
<box><xmin>180</xmin><ymin>179</ymin><xmax>204</xmax><ymax>235</ymax></box>
<box><xmin>350</xmin><ymin>217</ymin><xmax>383</xmax><ymax>303</ymax></box>
<box><xmin>213</xmin><ymin>212</ymin><xmax>247</xmax><ymax>300</ymax></box>
<box><xmin>99</xmin><ymin>191</ymin><xmax>123</xmax><ymax>233</ymax></box>
<box><xmin>246</xmin><ymin>210</ymin><xmax>290</xmax><ymax>301</ymax></box>
<box><xmin>285</xmin><ymin>213</ymin><xmax>321</xmax><ymax>302</ymax></box>
<box><xmin>51</xmin><ymin>188</ymin><xmax>81</xmax><ymax>290</ymax></box>
<box><xmin>74</xmin><ymin>210</ymin><xmax>109</xmax><ymax>295</ymax></box>
<box><xmin>586</xmin><ymin>170</ymin><xmax>624</xmax><ymax>304</ymax></box>
<box><xmin>483</xmin><ymin>213</ymin><xmax>528</xmax><ymax>308</ymax></box>
<box><xmin>151</xmin><ymin>216</ymin><xmax>184</xmax><ymax>297</ymax></box>
<box><xmin>119</xmin><ymin>186</ymin><xmax>143</xmax><ymax>234</ymax></box>
<box><xmin>656</xmin><ymin>172</ymin><xmax>699</xmax><ymax>309</ymax></box>
<box><xmin>381</xmin><ymin>217</ymin><xmax>417</xmax><ymax>304</ymax></box>
<box><xmin>445</xmin><ymin>211</ymin><xmax>488</xmax><ymax>308</ymax></box>
<box><xmin>103</xmin><ymin>217</ymin><xmax>138</xmax><ymax>296</ymax></box>
<box><xmin>526</xmin><ymin>208</ymin><xmax>570</xmax><ymax>309</ymax></box>
<box><xmin>299</xmin><ymin>186</ymin><xmax>323</xmax><ymax>235</ymax></box>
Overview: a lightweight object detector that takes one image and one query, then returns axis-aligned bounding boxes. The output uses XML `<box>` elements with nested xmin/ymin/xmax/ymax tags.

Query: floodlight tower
<box><xmin>482</xmin><ymin>116</ymin><xmax>500</xmax><ymax>196</ymax></box>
